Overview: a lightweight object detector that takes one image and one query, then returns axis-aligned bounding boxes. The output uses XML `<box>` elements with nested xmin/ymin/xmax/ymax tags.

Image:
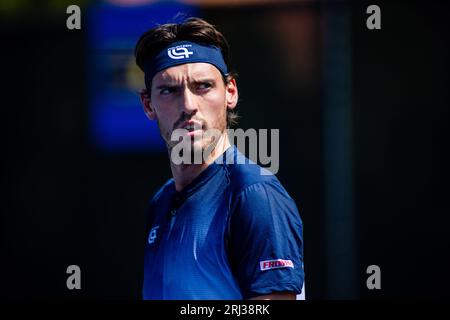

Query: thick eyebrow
<box><xmin>154</xmin><ymin>78</ymin><xmax>216</xmax><ymax>90</ymax></box>
<box><xmin>192</xmin><ymin>77</ymin><xmax>216</xmax><ymax>84</ymax></box>
<box><xmin>155</xmin><ymin>83</ymin><xmax>178</xmax><ymax>90</ymax></box>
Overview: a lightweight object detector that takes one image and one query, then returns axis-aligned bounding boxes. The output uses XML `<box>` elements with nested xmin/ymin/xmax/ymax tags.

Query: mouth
<box><xmin>178</xmin><ymin>121</ymin><xmax>204</xmax><ymax>136</ymax></box>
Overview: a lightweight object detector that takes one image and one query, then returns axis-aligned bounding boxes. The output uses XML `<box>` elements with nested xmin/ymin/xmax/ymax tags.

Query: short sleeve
<box><xmin>227</xmin><ymin>181</ymin><xmax>304</xmax><ymax>299</ymax></box>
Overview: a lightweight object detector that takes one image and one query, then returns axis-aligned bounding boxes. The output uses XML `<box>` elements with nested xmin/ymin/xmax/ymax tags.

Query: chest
<box><xmin>147</xmin><ymin>182</ymin><xmax>231</xmax><ymax>260</ymax></box>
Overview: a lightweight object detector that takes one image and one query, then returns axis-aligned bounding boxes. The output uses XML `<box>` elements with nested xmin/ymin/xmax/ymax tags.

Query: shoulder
<box><xmin>149</xmin><ymin>178</ymin><xmax>174</xmax><ymax>204</ymax></box>
<box><xmin>224</xmin><ymin>146</ymin><xmax>282</xmax><ymax>195</ymax></box>
<box><xmin>223</xmin><ymin>149</ymin><xmax>299</xmax><ymax>219</ymax></box>
<box><xmin>145</xmin><ymin>178</ymin><xmax>174</xmax><ymax>228</ymax></box>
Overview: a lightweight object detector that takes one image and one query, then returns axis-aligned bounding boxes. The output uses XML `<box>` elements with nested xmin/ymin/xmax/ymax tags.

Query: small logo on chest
<box><xmin>148</xmin><ymin>226</ymin><xmax>160</xmax><ymax>244</ymax></box>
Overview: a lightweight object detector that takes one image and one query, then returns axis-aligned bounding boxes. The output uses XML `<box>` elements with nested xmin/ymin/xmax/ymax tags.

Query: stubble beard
<box><xmin>160</xmin><ymin>107</ymin><xmax>228</xmax><ymax>165</ymax></box>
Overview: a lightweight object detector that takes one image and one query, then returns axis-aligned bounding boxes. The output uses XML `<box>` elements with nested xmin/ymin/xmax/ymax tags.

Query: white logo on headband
<box><xmin>167</xmin><ymin>44</ymin><xmax>194</xmax><ymax>60</ymax></box>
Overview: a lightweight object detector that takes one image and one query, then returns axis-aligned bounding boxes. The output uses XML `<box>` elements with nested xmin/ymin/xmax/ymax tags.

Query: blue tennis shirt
<box><xmin>143</xmin><ymin>145</ymin><xmax>304</xmax><ymax>299</ymax></box>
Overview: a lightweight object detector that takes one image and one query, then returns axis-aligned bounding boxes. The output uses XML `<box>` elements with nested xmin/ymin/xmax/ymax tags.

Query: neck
<box><xmin>169</xmin><ymin>132</ymin><xmax>231</xmax><ymax>192</ymax></box>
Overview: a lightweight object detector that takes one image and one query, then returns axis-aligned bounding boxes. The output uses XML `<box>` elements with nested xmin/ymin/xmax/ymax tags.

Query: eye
<box><xmin>159</xmin><ymin>87</ymin><xmax>176</xmax><ymax>95</ymax></box>
<box><xmin>197</xmin><ymin>82</ymin><xmax>212</xmax><ymax>90</ymax></box>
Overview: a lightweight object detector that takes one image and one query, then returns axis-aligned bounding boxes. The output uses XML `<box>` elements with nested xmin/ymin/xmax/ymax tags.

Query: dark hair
<box><xmin>135</xmin><ymin>17</ymin><xmax>238</xmax><ymax>127</ymax></box>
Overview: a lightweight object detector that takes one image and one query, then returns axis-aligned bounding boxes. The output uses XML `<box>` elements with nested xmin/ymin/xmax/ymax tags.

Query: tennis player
<box><xmin>135</xmin><ymin>17</ymin><xmax>304</xmax><ymax>300</ymax></box>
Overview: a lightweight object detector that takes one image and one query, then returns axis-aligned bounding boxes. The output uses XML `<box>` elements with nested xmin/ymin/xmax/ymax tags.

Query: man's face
<box><xmin>142</xmin><ymin>62</ymin><xmax>237</xmax><ymax>155</ymax></box>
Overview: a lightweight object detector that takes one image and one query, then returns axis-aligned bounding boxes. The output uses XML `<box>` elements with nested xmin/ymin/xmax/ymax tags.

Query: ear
<box><xmin>139</xmin><ymin>89</ymin><xmax>156</xmax><ymax>120</ymax></box>
<box><xmin>225</xmin><ymin>78</ymin><xmax>238</xmax><ymax>110</ymax></box>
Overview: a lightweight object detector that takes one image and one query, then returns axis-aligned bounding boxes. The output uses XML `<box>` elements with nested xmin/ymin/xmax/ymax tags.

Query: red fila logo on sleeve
<box><xmin>260</xmin><ymin>259</ymin><xmax>294</xmax><ymax>271</ymax></box>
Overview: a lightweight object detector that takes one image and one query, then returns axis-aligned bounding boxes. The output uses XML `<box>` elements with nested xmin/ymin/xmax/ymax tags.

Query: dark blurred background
<box><xmin>2</xmin><ymin>0</ymin><xmax>449</xmax><ymax>299</ymax></box>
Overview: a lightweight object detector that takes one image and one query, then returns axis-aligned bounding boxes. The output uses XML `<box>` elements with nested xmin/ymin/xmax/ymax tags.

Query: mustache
<box><xmin>173</xmin><ymin>112</ymin><xmax>205</xmax><ymax>131</ymax></box>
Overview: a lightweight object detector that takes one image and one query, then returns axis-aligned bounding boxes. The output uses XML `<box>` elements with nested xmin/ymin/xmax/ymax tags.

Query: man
<box><xmin>135</xmin><ymin>17</ymin><xmax>304</xmax><ymax>300</ymax></box>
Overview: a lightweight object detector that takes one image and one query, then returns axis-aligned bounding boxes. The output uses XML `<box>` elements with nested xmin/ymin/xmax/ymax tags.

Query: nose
<box><xmin>180</xmin><ymin>87</ymin><xmax>198</xmax><ymax>114</ymax></box>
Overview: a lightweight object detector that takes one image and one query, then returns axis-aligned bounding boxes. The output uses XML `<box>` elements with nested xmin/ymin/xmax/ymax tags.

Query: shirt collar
<box><xmin>170</xmin><ymin>145</ymin><xmax>236</xmax><ymax>201</ymax></box>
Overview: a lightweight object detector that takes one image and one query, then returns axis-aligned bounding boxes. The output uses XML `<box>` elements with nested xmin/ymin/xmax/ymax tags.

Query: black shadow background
<box><xmin>2</xmin><ymin>0</ymin><xmax>449</xmax><ymax>299</ymax></box>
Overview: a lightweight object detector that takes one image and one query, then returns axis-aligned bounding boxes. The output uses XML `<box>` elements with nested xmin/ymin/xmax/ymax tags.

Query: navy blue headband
<box><xmin>143</xmin><ymin>41</ymin><xmax>228</xmax><ymax>90</ymax></box>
